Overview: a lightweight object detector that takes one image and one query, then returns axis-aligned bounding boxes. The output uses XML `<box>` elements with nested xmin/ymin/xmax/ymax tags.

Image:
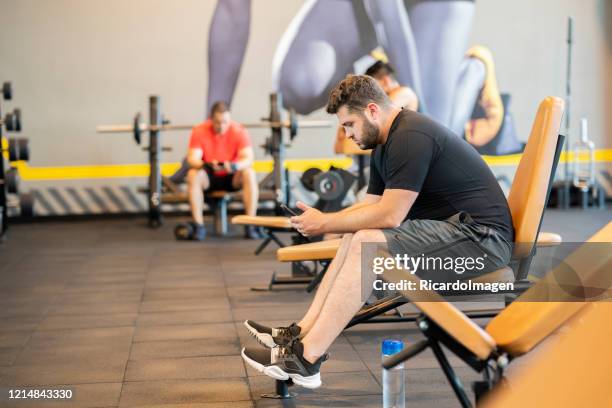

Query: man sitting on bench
<box><xmin>241</xmin><ymin>75</ymin><xmax>514</xmax><ymax>388</ymax></box>
<box><xmin>186</xmin><ymin>101</ymin><xmax>260</xmax><ymax>240</ymax></box>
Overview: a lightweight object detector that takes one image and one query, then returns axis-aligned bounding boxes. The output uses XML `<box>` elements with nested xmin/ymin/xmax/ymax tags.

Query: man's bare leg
<box><xmin>297</xmin><ymin>233</ymin><xmax>354</xmax><ymax>334</ymax></box>
<box><xmin>234</xmin><ymin>168</ymin><xmax>258</xmax><ymax>216</ymax></box>
<box><xmin>301</xmin><ymin>229</ymin><xmax>386</xmax><ymax>363</ymax></box>
<box><xmin>187</xmin><ymin>169</ymin><xmax>209</xmax><ymax>224</ymax></box>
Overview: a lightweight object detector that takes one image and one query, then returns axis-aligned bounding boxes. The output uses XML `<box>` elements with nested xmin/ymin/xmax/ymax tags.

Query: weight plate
<box><xmin>7</xmin><ymin>138</ymin><xmax>19</xmax><ymax>161</ymax></box>
<box><xmin>6</xmin><ymin>167</ymin><xmax>19</xmax><ymax>194</ymax></box>
<box><xmin>2</xmin><ymin>81</ymin><xmax>11</xmax><ymax>100</ymax></box>
<box><xmin>288</xmin><ymin>108</ymin><xmax>298</xmax><ymax>139</ymax></box>
<box><xmin>17</xmin><ymin>138</ymin><xmax>29</xmax><ymax>161</ymax></box>
<box><xmin>4</xmin><ymin>112</ymin><xmax>16</xmax><ymax>132</ymax></box>
<box><xmin>13</xmin><ymin>109</ymin><xmax>21</xmax><ymax>132</ymax></box>
<box><xmin>314</xmin><ymin>171</ymin><xmax>344</xmax><ymax>201</ymax></box>
<box><xmin>174</xmin><ymin>223</ymin><xmax>194</xmax><ymax>240</ymax></box>
<box><xmin>133</xmin><ymin>112</ymin><xmax>142</xmax><ymax>145</ymax></box>
<box><xmin>19</xmin><ymin>193</ymin><xmax>34</xmax><ymax>217</ymax></box>
<box><xmin>300</xmin><ymin>167</ymin><xmax>322</xmax><ymax>192</ymax></box>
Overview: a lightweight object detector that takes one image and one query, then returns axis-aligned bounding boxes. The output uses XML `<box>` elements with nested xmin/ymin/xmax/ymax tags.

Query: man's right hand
<box><xmin>203</xmin><ymin>162</ymin><xmax>216</xmax><ymax>174</ymax></box>
<box><xmin>203</xmin><ymin>161</ymin><xmax>230</xmax><ymax>174</ymax></box>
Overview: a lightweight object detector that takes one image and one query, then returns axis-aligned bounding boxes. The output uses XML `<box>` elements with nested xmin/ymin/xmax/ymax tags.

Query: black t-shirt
<box><xmin>367</xmin><ymin>109</ymin><xmax>514</xmax><ymax>243</ymax></box>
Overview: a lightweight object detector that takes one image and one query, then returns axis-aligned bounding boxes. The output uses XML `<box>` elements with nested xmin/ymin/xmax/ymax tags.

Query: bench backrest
<box><xmin>507</xmin><ymin>97</ymin><xmax>564</xmax><ymax>257</ymax></box>
<box><xmin>486</xmin><ymin>222</ymin><xmax>612</xmax><ymax>356</ymax></box>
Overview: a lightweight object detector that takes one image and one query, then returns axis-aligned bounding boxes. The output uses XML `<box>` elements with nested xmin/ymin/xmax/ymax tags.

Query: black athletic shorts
<box><xmin>382</xmin><ymin>212</ymin><xmax>512</xmax><ymax>282</ymax></box>
<box><xmin>207</xmin><ymin>172</ymin><xmax>239</xmax><ymax>192</ymax></box>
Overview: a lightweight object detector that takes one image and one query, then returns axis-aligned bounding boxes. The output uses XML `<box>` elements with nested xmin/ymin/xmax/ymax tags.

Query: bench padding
<box><xmin>486</xmin><ymin>222</ymin><xmax>611</xmax><ymax>356</ymax></box>
<box><xmin>277</xmin><ymin>238</ymin><xmax>342</xmax><ymax>262</ymax></box>
<box><xmin>231</xmin><ymin>215</ymin><xmax>292</xmax><ymax>229</ymax></box>
<box><xmin>537</xmin><ymin>231</ymin><xmax>562</xmax><ymax>246</ymax></box>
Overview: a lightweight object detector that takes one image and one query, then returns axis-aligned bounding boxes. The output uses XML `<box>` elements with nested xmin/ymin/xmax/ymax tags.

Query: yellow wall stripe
<box><xmin>11</xmin><ymin>158</ymin><xmax>354</xmax><ymax>181</ymax></box>
<box><xmin>6</xmin><ymin>149</ymin><xmax>612</xmax><ymax>182</ymax></box>
<box><xmin>482</xmin><ymin>149</ymin><xmax>612</xmax><ymax>166</ymax></box>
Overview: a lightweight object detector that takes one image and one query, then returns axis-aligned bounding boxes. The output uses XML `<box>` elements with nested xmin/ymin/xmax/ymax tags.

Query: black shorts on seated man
<box><xmin>241</xmin><ymin>74</ymin><xmax>514</xmax><ymax>389</ymax></box>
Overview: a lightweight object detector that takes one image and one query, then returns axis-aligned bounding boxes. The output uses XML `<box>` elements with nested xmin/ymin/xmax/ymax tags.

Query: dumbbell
<box><xmin>5</xmin><ymin>167</ymin><xmax>19</xmax><ymax>194</ymax></box>
<box><xmin>174</xmin><ymin>223</ymin><xmax>196</xmax><ymax>240</ymax></box>
<box><xmin>19</xmin><ymin>193</ymin><xmax>34</xmax><ymax>217</ymax></box>
<box><xmin>2</xmin><ymin>82</ymin><xmax>12</xmax><ymax>100</ymax></box>
<box><xmin>7</xmin><ymin>138</ymin><xmax>29</xmax><ymax>161</ymax></box>
<box><xmin>5</xmin><ymin>193</ymin><xmax>34</xmax><ymax>217</ymax></box>
<box><xmin>1</xmin><ymin>108</ymin><xmax>21</xmax><ymax>132</ymax></box>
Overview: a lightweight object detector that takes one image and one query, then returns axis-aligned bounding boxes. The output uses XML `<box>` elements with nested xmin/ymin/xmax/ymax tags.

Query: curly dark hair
<box><xmin>326</xmin><ymin>74</ymin><xmax>391</xmax><ymax>114</ymax></box>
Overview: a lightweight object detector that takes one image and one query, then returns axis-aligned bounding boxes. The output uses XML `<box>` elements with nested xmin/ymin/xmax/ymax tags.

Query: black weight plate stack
<box><xmin>5</xmin><ymin>167</ymin><xmax>19</xmax><ymax>194</ymax></box>
<box><xmin>2</xmin><ymin>82</ymin><xmax>12</xmax><ymax>100</ymax></box>
<box><xmin>19</xmin><ymin>193</ymin><xmax>34</xmax><ymax>217</ymax></box>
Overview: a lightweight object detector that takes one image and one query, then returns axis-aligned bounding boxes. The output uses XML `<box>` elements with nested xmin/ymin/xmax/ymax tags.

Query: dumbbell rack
<box><xmin>0</xmin><ymin>81</ymin><xmax>33</xmax><ymax>238</ymax></box>
<box><xmin>0</xmin><ymin>82</ymin><xmax>12</xmax><ymax>236</ymax></box>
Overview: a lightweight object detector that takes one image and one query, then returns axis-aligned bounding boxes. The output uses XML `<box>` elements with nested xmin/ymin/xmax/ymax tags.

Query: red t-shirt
<box><xmin>188</xmin><ymin>120</ymin><xmax>251</xmax><ymax>165</ymax></box>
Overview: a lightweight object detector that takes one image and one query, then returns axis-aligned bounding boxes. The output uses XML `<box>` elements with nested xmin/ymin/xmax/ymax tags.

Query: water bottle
<box><xmin>572</xmin><ymin>118</ymin><xmax>595</xmax><ymax>191</ymax></box>
<box><xmin>382</xmin><ymin>339</ymin><xmax>405</xmax><ymax>408</ymax></box>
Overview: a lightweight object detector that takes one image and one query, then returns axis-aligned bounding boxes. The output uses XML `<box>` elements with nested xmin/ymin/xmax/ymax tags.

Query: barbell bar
<box><xmin>97</xmin><ymin>120</ymin><xmax>330</xmax><ymax>133</ymax></box>
<box><xmin>97</xmin><ymin>110</ymin><xmax>331</xmax><ymax>145</ymax></box>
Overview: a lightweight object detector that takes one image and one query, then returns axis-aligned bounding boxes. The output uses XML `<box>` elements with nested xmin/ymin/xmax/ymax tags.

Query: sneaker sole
<box><xmin>243</xmin><ymin>321</ymin><xmax>276</xmax><ymax>349</ymax></box>
<box><xmin>241</xmin><ymin>348</ymin><xmax>321</xmax><ymax>389</ymax></box>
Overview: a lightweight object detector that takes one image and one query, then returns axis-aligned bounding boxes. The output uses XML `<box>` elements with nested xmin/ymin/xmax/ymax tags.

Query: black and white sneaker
<box><xmin>241</xmin><ymin>340</ymin><xmax>328</xmax><ymax>389</ymax></box>
<box><xmin>244</xmin><ymin>320</ymin><xmax>301</xmax><ymax>348</ymax></box>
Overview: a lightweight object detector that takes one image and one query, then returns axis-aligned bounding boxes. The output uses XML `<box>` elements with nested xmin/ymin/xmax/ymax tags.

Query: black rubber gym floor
<box><xmin>0</xmin><ymin>209</ymin><xmax>609</xmax><ymax>407</ymax></box>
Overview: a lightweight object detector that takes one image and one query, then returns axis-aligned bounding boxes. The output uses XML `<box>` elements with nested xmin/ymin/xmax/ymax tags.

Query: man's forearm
<box><xmin>324</xmin><ymin>202</ymin><xmax>397</xmax><ymax>233</ymax></box>
<box><xmin>233</xmin><ymin>157</ymin><xmax>253</xmax><ymax>171</ymax></box>
<box><xmin>339</xmin><ymin>201</ymin><xmax>371</xmax><ymax>214</ymax></box>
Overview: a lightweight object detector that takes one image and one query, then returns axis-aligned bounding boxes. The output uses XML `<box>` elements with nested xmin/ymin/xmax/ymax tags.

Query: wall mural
<box><xmin>206</xmin><ymin>0</ymin><xmax>523</xmax><ymax>155</ymax></box>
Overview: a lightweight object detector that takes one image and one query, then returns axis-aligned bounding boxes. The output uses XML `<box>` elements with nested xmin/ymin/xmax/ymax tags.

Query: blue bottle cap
<box><xmin>382</xmin><ymin>339</ymin><xmax>404</xmax><ymax>356</ymax></box>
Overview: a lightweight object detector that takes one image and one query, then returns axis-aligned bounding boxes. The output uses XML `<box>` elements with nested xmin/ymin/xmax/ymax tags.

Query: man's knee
<box><xmin>187</xmin><ymin>169</ymin><xmax>207</xmax><ymax>189</ymax></box>
<box><xmin>240</xmin><ymin>167</ymin><xmax>256</xmax><ymax>181</ymax></box>
<box><xmin>351</xmin><ymin>229</ymin><xmax>385</xmax><ymax>245</ymax></box>
<box><xmin>234</xmin><ymin>167</ymin><xmax>257</xmax><ymax>190</ymax></box>
<box><xmin>187</xmin><ymin>168</ymin><xmax>198</xmax><ymax>184</ymax></box>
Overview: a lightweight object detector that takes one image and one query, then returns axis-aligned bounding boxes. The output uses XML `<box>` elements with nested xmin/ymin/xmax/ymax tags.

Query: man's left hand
<box><xmin>290</xmin><ymin>201</ymin><xmax>329</xmax><ymax>237</ymax></box>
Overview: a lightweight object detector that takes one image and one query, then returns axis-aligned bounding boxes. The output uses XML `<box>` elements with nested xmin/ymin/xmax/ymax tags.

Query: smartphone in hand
<box><xmin>280</xmin><ymin>203</ymin><xmax>302</xmax><ymax>217</ymax></box>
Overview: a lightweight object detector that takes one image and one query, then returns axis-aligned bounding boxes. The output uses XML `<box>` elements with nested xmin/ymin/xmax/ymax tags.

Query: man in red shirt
<box><xmin>186</xmin><ymin>101</ymin><xmax>259</xmax><ymax>240</ymax></box>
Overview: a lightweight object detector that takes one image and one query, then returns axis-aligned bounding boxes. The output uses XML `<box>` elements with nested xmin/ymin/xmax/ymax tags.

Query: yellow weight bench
<box><xmin>205</xmin><ymin>189</ymin><xmax>277</xmax><ymax>236</ymax></box>
<box><xmin>381</xmin><ymin>221</ymin><xmax>611</xmax><ymax>408</ymax></box>
<box><xmin>482</xmin><ymin>302</ymin><xmax>612</xmax><ymax>408</ymax></box>
<box><xmin>232</xmin><ymin>215</ymin><xmax>293</xmax><ymax>254</ymax></box>
<box><xmin>278</xmin><ymin>97</ymin><xmax>565</xmax><ymax>311</ymax></box>
<box><xmin>232</xmin><ymin>215</ymin><xmax>326</xmax><ymax>291</ymax></box>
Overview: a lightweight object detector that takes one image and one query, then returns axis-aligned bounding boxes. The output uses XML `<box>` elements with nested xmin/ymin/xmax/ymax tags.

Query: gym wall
<box><xmin>0</xmin><ymin>0</ymin><xmax>608</xmax><ymax>216</ymax></box>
